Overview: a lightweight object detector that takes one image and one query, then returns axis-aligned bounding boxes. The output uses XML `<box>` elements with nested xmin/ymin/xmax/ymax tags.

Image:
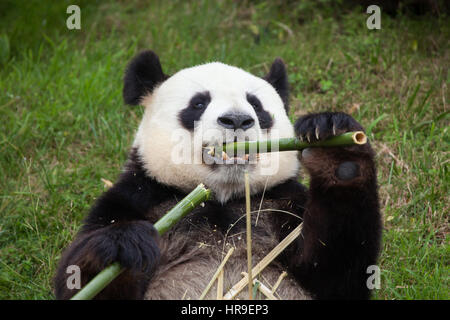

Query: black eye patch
<box><xmin>178</xmin><ymin>91</ymin><xmax>211</xmax><ymax>130</ymax></box>
<box><xmin>246</xmin><ymin>93</ymin><xmax>273</xmax><ymax>129</ymax></box>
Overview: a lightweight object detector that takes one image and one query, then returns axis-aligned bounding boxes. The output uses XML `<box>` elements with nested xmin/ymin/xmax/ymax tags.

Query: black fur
<box><xmin>123</xmin><ymin>50</ymin><xmax>168</xmax><ymax>106</ymax></box>
<box><xmin>292</xmin><ymin>178</ymin><xmax>381</xmax><ymax>299</ymax></box>
<box><xmin>292</xmin><ymin>112</ymin><xmax>382</xmax><ymax>299</ymax></box>
<box><xmin>264</xmin><ymin>58</ymin><xmax>289</xmax><ymax>112</ymax></box>
<box><xmin>178</xmin><ymin>91</ymin><xmax>211</xmax><ymax>130</ymax></box>
<box><xmin>246</xmin><ymin>93</ymin><xmax>273</xmax><ymax>129</ymax></box>
<box><xmin>54</xmin><ymin>149</ymin><xmax>183</xmax><ymax>299</ymax></box>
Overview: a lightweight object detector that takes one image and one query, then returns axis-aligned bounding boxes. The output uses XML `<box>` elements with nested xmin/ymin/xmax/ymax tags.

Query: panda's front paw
<box><xmin>294</xmin><ymin>112</ymin><xmax>364</xmax><ymax>143</ymax></box>
<box><xmin>54</xmin><ymin>220</ymin><xmax>160</xmax><ymax>299</ymax></box>
<box><xmin>84</xmin><ymin>220</ymin><xmax>161</xmax><ymax>274</ymax></box>
<box><xmin>295</xmin><ymin>112</ymin><xmax>374</xmax><ymax>185</ymax></box>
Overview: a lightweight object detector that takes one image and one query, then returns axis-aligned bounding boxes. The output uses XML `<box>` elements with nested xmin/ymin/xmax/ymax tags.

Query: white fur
<box><xmin>133</xmin><ymin>62</ymin><xmax>300</xmax><ymax>203</ymax></box>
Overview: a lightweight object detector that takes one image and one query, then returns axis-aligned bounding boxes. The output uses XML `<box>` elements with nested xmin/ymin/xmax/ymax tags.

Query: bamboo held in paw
<box><xmin>71</xmin><ymin>183</ymin><xmax>211</xmax><ymax>300</ymax></box>
<box><xmin>208</xmin><ymin>131</ymin><xmax>367</xmax><ymax>157</ymax></box>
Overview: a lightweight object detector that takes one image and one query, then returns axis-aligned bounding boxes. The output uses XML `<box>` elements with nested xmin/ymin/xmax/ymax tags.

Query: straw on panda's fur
<box><xmin>271</xmin><ymin>271</ymin><xmax>287</xmax><ymax>294</ymax></box>
<box><xmin>223</xmin><ymin>223</ymin><xmax>303</xmax><ymax>300</ymax></box>
<box><xmin>198</xmin><ymin>246</ymin><xmax>235</xmax><ymax>300</ymax></box>
<box><xmin>241</xmin><ymin>272</ymin><xmax>278</xmax><ymax>300</ymax></box>
<box><xmin>200</xmin><ymin>171</ymin><xmax>300</xmax><ymax>301</ymax></box>
<box><xmin>216</xmin><ymin>269</ymin><xmax>224</xmax><ymax>300</ymax></box>
<box><xmin>244</xmin><ymin>170</ymin><xmax>253</xmax><ymax>300</ymax></box>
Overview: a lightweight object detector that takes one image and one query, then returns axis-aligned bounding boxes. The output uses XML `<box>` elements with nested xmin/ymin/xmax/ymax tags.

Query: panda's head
<box><xmin>125</xmin><ymin>50</ymin><xmax>299</xmax><ymax>203</ymax></box>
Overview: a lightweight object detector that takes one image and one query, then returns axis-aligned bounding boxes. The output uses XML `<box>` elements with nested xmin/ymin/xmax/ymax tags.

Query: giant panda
<box><xmin>54</xmin><ymin>50</ymin><xmax>382</xmax><ymax>300</ymax></box>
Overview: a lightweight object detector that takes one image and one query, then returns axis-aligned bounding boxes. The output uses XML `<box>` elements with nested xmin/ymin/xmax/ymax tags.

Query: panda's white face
<box><xmin>133</xmin><ymin>62</ymin><xmax>299</xmax><ymax>203</ymax></box>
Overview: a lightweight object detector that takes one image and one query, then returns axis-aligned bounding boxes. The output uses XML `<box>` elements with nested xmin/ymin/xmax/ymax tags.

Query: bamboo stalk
<box><xmin>154</xmin><ymin>184</ymin><xmax>211</xmax><ymax>235</ymax></box>
<box><xmin>69</xmin><ymin>262</ymin><xmax>123</xmax><ymax>301</ymax></box>
<box><xmin>223</xmin><ymin>223</ymin><xmax>303</xmax><ymax>300</ymax></box>
<box><xmin>209</xmin><ymin>131</ymin><xmax>367</xmax><ymax>157</ymax></box>
<box><xmin>216</xmin><ymin>269</ymin><xmax>224</xmax><ymax>300</ymax></box>
<box><xmin>199</xmin><ymin>247</ymin><xmax>235</xmax><ymax>300</ymax></box>
<box><xmin>271</xmin><ymin>271</ymin><xmax>287</xmax><ymax>294</ymax></box>
<box><xmin>244</xmin><ymin>171</ymin><xmax>253</xmax><ymax>300</ymax></box>
<box><xmin>71</xmin><ymin>183</ymin><xmax>211</xmax><ymax>300</ymax></box>
<box><xmin>256</xmin><ymin>280</ymin><xmax>278</xmax><ymax>300</ymax></box>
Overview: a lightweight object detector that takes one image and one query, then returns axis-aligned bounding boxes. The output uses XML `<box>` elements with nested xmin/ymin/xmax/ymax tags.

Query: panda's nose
<box><xmin>217</xmin><ymin>113</ymin><xmax>255</xmax><ymax>130</ymax></box>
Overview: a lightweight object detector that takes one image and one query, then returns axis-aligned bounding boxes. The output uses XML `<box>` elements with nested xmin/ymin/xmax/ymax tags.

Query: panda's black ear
<box><xmin>264</xmin><ymin>58</ymin><xmax>289</xmax><ymax>112</ymax></box>
<box><xmin>123</xmin><ymin>50</ymin><xmax>168</xmax><ymax>106</ymax></box>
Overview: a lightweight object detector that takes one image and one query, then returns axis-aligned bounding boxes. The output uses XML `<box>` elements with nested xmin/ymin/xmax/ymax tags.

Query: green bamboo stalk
<box><xmin>70</xmin><ymin>262</ymin><xmax>123</xmax><ymax>301</ymax></box>
<box><xmin>70</xmin><ymin>183</ymin><xmax>211</xmax><ymax>300</ymax></box>
<box><xmin>209</xmin><ymin>131</ymin><xmax>367</xmax><ymax>156</ymax></box>
<box><xmin>153</xmin><ymin>183</ymin><xmax>211</xmax><ymax>235</ymax></box>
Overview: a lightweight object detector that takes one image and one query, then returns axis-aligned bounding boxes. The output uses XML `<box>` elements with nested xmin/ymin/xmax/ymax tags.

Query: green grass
<box><xmin>0</xmin><ymin>0</ymin><xmax>448</xmax><ymax>299</ymax></box>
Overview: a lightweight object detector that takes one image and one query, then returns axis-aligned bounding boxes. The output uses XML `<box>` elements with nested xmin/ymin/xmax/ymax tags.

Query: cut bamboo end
<box><xmin>353</xmin><ymin>131</ymin><xmax>367</xmax><ymax>145</ymax></box>
<box><xmin>154</xmin><ymin>183</ymin><xmax>211</xmax><ymax>235</ymax></box>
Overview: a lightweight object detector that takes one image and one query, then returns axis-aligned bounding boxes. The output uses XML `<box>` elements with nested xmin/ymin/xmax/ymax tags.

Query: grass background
<box><xmin>0</xmin><ymin>0</ymin><xmax>448</xmax><ymax>299</ymax></box>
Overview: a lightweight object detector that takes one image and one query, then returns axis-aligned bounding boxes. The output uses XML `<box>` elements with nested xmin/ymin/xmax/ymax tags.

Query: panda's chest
<box><xmin>143</xmin><ymin>197</ymin><xmax>309</xmax><ymax>300</ymax></box>
<box><xmin>146</xmin><ymin>196</ymin><xmax>286</xmax><ymax>248</ymax></box>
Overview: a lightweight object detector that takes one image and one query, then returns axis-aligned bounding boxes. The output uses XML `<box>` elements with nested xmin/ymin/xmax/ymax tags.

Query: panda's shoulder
<box><xmin>265</xmin><ymin>178</ymin><xmax>307</xmax><ymax>200</ymax></box>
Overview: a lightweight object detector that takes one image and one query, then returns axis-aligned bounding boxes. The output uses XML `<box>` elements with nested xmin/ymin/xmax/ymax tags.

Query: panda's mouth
<box><xmin>202</xmin><ymin>142</ymin><xmax>259</xmax><ymax>166</ymax></box>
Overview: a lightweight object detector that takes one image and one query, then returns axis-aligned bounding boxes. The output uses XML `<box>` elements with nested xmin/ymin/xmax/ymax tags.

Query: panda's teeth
<box><xmin>222</xmin><ymin>151</ymin><xmax>229</xmax><ymax>160</ymax></box>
